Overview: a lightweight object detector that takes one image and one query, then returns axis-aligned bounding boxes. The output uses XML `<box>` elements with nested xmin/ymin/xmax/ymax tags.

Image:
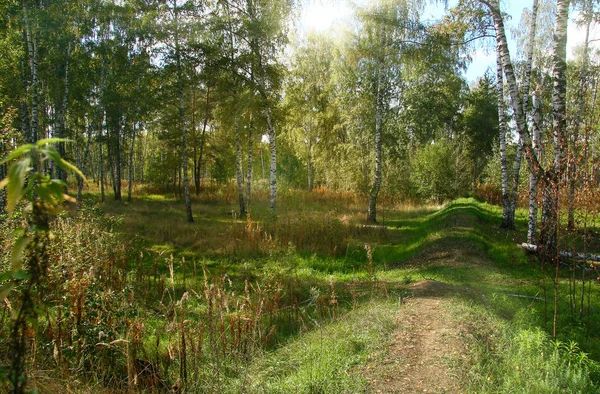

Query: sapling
<box><xmin>0</xmin><ymin>139</ymin><xmax>84</xmax><ymax>393</ymax></box>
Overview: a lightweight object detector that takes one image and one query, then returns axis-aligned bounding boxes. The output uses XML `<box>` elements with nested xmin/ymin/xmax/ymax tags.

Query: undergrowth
<box><xmin>1</xmin><ymin>192</ymin><xmax>599</xmax><ymax>392</ymax></box>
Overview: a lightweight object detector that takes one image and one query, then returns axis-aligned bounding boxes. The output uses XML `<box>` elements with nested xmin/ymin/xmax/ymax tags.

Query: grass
<box><xmin>2</xmin><ymin>187</ymin><xmax>600</xmax><ymax>392</ymax></box>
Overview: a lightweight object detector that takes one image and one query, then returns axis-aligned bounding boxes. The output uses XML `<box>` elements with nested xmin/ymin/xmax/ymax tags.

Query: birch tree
<box><xmin>478</xmin><ymin>0</ymin><xmax>569</xmax><ymax>272</ymax></box>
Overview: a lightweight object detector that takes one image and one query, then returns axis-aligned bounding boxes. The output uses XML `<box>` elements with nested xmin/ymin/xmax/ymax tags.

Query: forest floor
<box><xmin>4</xmin><ymin>192</ymin><xmax>598</xmax><ymax>392</ymax></box>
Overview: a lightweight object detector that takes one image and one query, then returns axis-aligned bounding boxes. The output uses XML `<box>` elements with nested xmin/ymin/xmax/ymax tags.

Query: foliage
<box><xmin>411</xmin><ymin>140</ymin><xmax>473</xmax><ymax>202</ymax></box>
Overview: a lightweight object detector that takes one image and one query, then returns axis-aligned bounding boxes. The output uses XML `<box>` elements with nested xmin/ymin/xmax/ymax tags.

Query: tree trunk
<box><xmin>567</xmin><ymin>0</ymin><xmax>592</xmax><ymax>230</ymax></box>
<box><xmin>128</xmin><ymin>75</ymin><xmax>141</xmax><ymax>203</ymax></box>
<box><xmin>56</xmin><ymin>42</ymin><xmax>72</xmax><ymax>184</ymax></box>
<box><xmin>307</xmin><ymin>138</ymin><xmax>313</xmax><ymax>192</ymax></box>
<box><xmin>528</xmin><ymin>89</ymin><xmax>541</xmax><ymax>244</ymax></box>
<box><xmin>77</xmin><ymin>122</ymin><xmax>92</xmax><ymax>202</ymax></box>
<box><xmin>266</xmin><ymin>107</ymin><xmax>277</xmax><ymax>213</ymax></box>
<box><xmin>22</xmin><ymin>1</ymin><xmax>39</xmax><ymax>145</ymax></box>
<box><xmin>496</xmin><ymin>52</ymin><xmax>512</xmax><ymax>229</ymax></box>
<box><xmin>114</xmin><ymin>120</ymin><xmax>122</xmax><ymax>201</ymax></box>
<box><xmin>196</xmin><ymin>88</ymin><xmax>210</xmax><ymax>195</ymax></box>
<box><xmin>245</xmin><ymin>121</ymin><xmax>253</xmax><ymax>213</ymax></box>
<box><xmin>235</xmin><ymin>119</ymin><xmax>246</xmax><ymax>217</ymax></box>
<box><xmin>367</xmin><ymin>26</ymin><xmax>385</xmax><ymax>223</ymax></box>
<box><xmin>99</xmin><ymin>111</ymin><xmax>105</xmax><ymax>202</ymax></box>
<box><xmin>128</xmin><ymin>128</ymin><xmax>135</xmax><ymax>202</ymax></box>
<box><xmin>508</xmin><ymin>141</ymin><xmax>522</xmax><ymax>226</ymax></box>
<box><xmin>175</xmin><ymin>0</ymin><xmax>193</xmax><ymax>223</ymax></box>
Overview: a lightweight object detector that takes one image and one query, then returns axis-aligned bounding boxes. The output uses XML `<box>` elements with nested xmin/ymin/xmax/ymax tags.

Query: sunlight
<box><xmin>299</xmin><ymin>0</ymin><xmax>352</xmax><ymax>32</ymax></box>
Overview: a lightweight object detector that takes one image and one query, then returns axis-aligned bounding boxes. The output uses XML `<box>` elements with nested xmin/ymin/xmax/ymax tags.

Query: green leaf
<box><xmin>0</xmin><ymin>177</ymin><xmax>7</xmax><ymax>190</ymax></box>
<box><xmin>12</xmin><ymin>270</ymin><xmax>29</xmax><ymax>280</ymax></box>
<box><xmin>6</xmin><ymin>158</ymin><xmax>32</xmax><ymax>218</ymax></box>
<box><xmin>41</xmin><ymin>145</ymin><xmax>86</xmax><ymax>182</ymax></box>
<box><xmin>1</xmin><ymin>144</ymin><xmax>34</xmax><ymax>164</ymax></box>
<box><xmin>0</xmin><ymin>271</ymin><xmax>13</xmax><ymax>282</ymax></box>
<box><xmin>0</xmin><ymin>284</ymin><xmax>15</xmax><ymax>301</ymax></box>
<box><xmin>10</xmin><ymin>235</ymin><xmax>29</xmax><ymax>271</ymax></box>
<box><xmin>36</xmin><ymin>138</ymin><xmax>69</xmax><ymax>147</ymax></box>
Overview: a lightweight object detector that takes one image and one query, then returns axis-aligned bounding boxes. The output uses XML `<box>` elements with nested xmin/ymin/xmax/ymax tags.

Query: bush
<box><xmin>411</xmin><ymin>140</ymin><xmax>473</xmax><ymax>202</ymax></box>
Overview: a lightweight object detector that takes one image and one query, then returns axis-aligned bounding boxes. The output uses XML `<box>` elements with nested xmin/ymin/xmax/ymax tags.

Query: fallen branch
<box><xmin>520</xmin><ymin>243</ymin><xmax>600</xmax><ymax>263</ymax></box>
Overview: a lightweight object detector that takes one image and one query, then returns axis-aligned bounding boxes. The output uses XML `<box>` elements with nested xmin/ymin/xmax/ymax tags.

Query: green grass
<box><xmin>4</xmin><ymin>190</ymin><xmax>600</xmax><ymax>392</ymax></box>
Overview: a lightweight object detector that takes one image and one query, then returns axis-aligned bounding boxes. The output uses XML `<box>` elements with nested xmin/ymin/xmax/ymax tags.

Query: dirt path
<box><xmin>363</xmin><ymin>280</ymin><xmax>469</xmax><ymax>393</ymax></box>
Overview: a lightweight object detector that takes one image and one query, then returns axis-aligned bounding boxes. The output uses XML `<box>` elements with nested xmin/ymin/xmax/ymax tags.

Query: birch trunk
<box><xmin>487</xmin><ymin>1</ymin><xmax>543</xmax><ymax>178</ymax></box>
<box><xmin>100</xmin><ymin>110</ymin><xmax>105</xmax><ymax>202</ymax></box>
<box><xmin>496</xmin><ymin>52</ymin><xmax>511</xmax><ymax>228</ymax></box>
<box><xmin>266</xmin><ymin>106</ymin><xmax>277</xmax><ymax>212</ymax></box>
<box><xmin>56</xmin><ymin>43</ymin><xmax>72</xmax><ymax>184</ymax></box>
<box><xmin>367</xmin><ymin>24</ymin><xmax>386</xmax><ymax>223</ymax></box>
<box><xmin>540</xmin><ymin>0</ymin><xmax>569</xmax><ymax>272</ymax></box>
<box><xmin>508</xmin><ymin>141</ymin><xmax>522</xmax><ymax>226</ymax></box>
<box><xmin>307</xmin><ymin>138</ymin><xmax>313</xmax><ymax>192</ymax></box>
<box><xmin>508</xmin><ymin>0</ymin><xmax>539</xmax><ymax>229</ymax></box>
<box><xmin>245</xmin><ymin>121</ymin><xmax>253</xmax><ymax>213</ymax></box>
<box><xmin>193</xmin><ymin>88</ymin><xmax>210</xmax><ymax>195</ymax></box>
<box><xmin>114</xmin><ymin>120</ymin><xmax>122</xmax><ymax>201</ymax></box>
<box><xmin>235</xmin><ymin>119</ymin><xmax>246</xmax><ymax>217</ymax></box>
<box><xmin>484</xmin><ymin>0</ymin><xmax>568</xmax><ymax>274</ymax></box>
<box><xmin>22</xmin><ymin>1</ymin><xmax>39</xmax><ymax>144</ymax></box>
<box><xmin>528</xmin><ymin>89</ymin><xmax>541</xmax><ymax>243</ymax></box>
<box><xmin>567</xmin><ymin>0</ymin><xmax>592</xmax><ymax>230</ymax></box>
<box><xmin>77</xmin><ymin>122</ymin><xmax>92</xmax><ymax>201</ymax></box>
<box><xmin>128</xmin><ymin>74</ymin><xmax>140</xmax><ymax>203</ymax></box>
<box><xmin>175</xmin><ymin>0</ymin><xmax>193</xmax><ymax>223</ymax></box>
<box><xmin>127</xmin><ymin>129</ymin><xmax>135</xmax><ymax>202</ymax></box>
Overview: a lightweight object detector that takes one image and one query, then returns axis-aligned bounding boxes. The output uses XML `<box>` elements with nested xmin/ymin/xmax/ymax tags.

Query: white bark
<box><xmin>266</xmin><ymin>106</ymin><xmax>277</xmax><ymax>212</ymax></box>
<box><xmin>368</xmin><ymin>20</ymin><xmax>386</xmax><ymax>223</ymax></box>
<box><xmin>245</xmin><ymin>121</ymin><xmax>253</xmax><ymax>213</ymax></box>
<box><xmin>235</xmin><ymin>119</ymin><xmax>245</xmax><ymax>216</ymax></box>
<box><xmin>174</xmin><ymin>0</ymin><xmax>193</xmax><ymax>222</ymax></box>
<box><xmin>528</xmin><ymin>89</ymin><xmax>541</xmax><ymax>243</ymax></box>
<box><xmin>568</xmin><ymin>0</ymin><xmax>593</xmax><ymax>230</ymax></box>
<box><xmin>521</xmin><ymin>243</ymin><xmax>600</xmax><ymax>263</ymax></box>
<box><xmin>496</xmin><ymin>52</ymin><xmax>511</xmax><ymax>228</ymax></box>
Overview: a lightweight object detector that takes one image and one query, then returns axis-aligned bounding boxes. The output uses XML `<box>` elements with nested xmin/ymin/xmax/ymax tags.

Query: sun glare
<box><xmin>300</xmin><ymin>1</ymin><xmax>352</xmax><ymax>33</ymax></box>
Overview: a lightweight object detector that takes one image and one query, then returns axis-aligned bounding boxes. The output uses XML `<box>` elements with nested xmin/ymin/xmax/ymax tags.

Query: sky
<box><xmin>298</xmin><ymin>0</ymin><xmax>600</xmax><ymax>83</ymax></box>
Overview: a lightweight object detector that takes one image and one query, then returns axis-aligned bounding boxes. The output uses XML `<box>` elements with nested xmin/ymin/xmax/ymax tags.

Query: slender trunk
<box><xmin>22</xmin><ymin>0</ymin><xmax>39</xmax><ymax>144</ymax></box>
<box><xmin>260</xmin><ymin>144</ymin><xmax>265</xmax><ymax>181</ymax></box>
<box><xmin>521</xmin><ymin>0</ymin><xmax>539</xmax><ymax>114</ymax></box>
<box><xmin>546</xmin><ymin>0</ymin><xmax>569</xmax><ymax>339</ymax></box>
<box><xmin>487</xmin><ymin>1</ymin><xmax>543</xmax><ymax>178</ymax></box>
<box><xmin>307</xmin><ymin>138</ymin><xmax>313</xmax><ymax>192</ymax></box>
<box><xmin>114</xmin><ymin>120</ymin><xmax>122</xmax><ymax>201</ymax></box>
<box><xmin>56</xmin><ymin>42</ymin><xmax>72</xmax><ymax>184</ymax></box>
<box><xmin>508</xmin><ymin>0</ymin><xmax>539</xmax><ymax>229</ymax></box>
<box><xmin>245</xmin><ymin>121</ymin><xmax>253</xmax><ymax>213</ymax></box>
<box><xmin>266</xmin><ymin>107</ymin><xmax>277</xmax><ymax>212</ymax></box>
<box><xmin>508</xmin><ymin>141</ymin><xmax>522</xmax><ymax>226</ymax></box>
<box><xmin>497</xmin><ymin>51</ymin><xmax>512</xmax><ymax>228</ymax></box>
<box><xmin>192</xmin><ymin>89</ymin><xmax>199</xmax><ymax>195</ymax></box>
<box><xmin>128</xmin><ymin>129</ymin><xmax>135</xmax><ymax>202</ymax></box>
<box><xmin>367</xmin><ymin>27</ymin><xmax>385</xmax><ymax>223</ymax></box>
<box><xmin>235</xmin><ymin>119</ymin><xmax>246</xmax><ymax>216</ymax></box>
<box><xmin>128</xmin><ymin>74</ymin><xmax>140</xmax><ymax>203</ymax></box>
<box><xmin>568</xmin><ymin>0</ymin><xmax>592</xmax><ymax>230</ymax></box>
<box><xmin>528</xmin><ymin>89</ymin><xmax>541</xmax><ymax>243</ymax></box>
<box><xmin>77</xmin><ymin>122</ymin><xmax>92</xmax><ymax>201</ymax></box>
<box><xmin>107</xmin><ymin>125</ymin><xmax>116</xmax><ymax>197</ymax></box>
<box><xmin>197</xmin><ymin>88</ymin><xmax>210</xmax><ymax>195</ymax></box>
<box><xmin>99</xmin><ymin>111</ymin><xmax>105</xmax><ymax>202</ymax></box>
<box><xmin>175</xmin><ymin>0</ymin><xmax>193</xmax><ymax>222</ymax></box>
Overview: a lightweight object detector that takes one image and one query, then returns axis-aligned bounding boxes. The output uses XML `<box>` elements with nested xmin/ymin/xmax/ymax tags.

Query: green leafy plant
<box><xmin>0</xmin><ymin>138</ymin><xmax>84</xmax><ymax>393</ymax></box>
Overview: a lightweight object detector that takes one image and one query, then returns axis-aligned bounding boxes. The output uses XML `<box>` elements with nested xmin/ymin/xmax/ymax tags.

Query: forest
<box><xmin>1</xmin><ymin>0</ymin><xmax>600</xmax><ymax>392</ymax></box>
